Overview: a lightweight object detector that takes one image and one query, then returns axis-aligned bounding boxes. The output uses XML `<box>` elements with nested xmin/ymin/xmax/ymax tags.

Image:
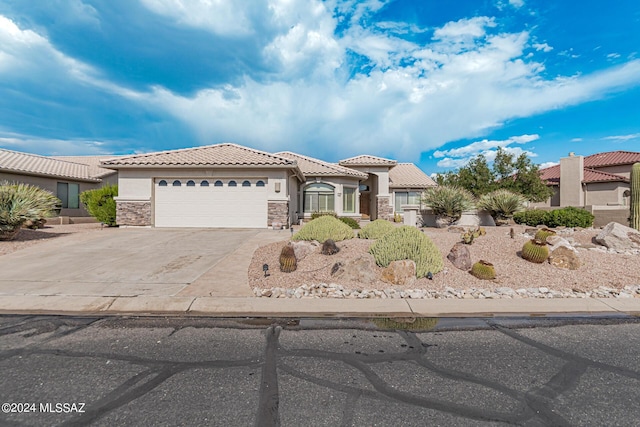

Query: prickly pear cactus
<box><xmin>521</xmin><ymin>238</ymin><xmax>549</xmax><ymax>263</ymax></box>
<box><xmin>631</xmin><ymin>163</ymin><xmax>640</xmax><ymax>231</ymax></box>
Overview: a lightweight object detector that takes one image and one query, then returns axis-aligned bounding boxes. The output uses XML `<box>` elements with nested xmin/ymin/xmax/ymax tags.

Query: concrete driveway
<box><xmin>0</xmin><ymin>228</ymin><xmax>289</xmax><ymax>298</ymax></box>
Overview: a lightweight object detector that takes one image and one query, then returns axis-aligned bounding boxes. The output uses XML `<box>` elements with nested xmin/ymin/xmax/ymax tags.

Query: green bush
<box><xmin>358</xmin><ymin>219</ymin><xmax>395</xmax><ymax>239</ymax></box>
<box><xmin>0</xmin><ymin>181</ymin><xmax>59</xmax><ymax>234</ymax></box>
<box><xmin>369</xmin><ymin>226</ymin><xmax>444</xmax><ymax>278</ymax></box>
<box><xmin>513</xmin><ymin>209</ymin><xmax>549</xmax><ymax>226</ymax></box>
<box><xmin>338</xmin><ymin>217</ymin><xmax>360</xmax><ymax>229</ymax></box>
<box><xmin>310</xmin><ymin>211</ymin><xmax>337</xmax><ymax>220</ymax></box>
<box><xmin>422</xmin><ymin>186</ymin><xmax>475</xmax><ymax>225</ymax></box>
<box><xmin>292</xmin><ymin>215</ymin><xmax>354</xmax><ymax>242</ymax></box>
<box><xmin>79</xmin><ymin>184</ymin><xmax>118</xmax><ymax>226</ymax></box>
<box><xmin>476</xmin><ymin>189</ymin><xmax>527</xmax><ymax>222</ymax></box>
<box><xmin>544</xmin><ymin>206</ymin><xmax>594</xmax><ymax>228</ymax></box>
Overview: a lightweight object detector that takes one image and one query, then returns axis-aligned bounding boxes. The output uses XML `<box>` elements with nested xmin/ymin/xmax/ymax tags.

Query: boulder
<box><xmin>595</xmin><ymin>222</ymin><xmax>640</xmax><ymax>252</ymax></box>
<box><xmin>321</xmin><ymin>239</ymin><xmax>340</xmax><ymax>255</ymax></box>
<box><xmin>330</xmin><ymin>255</ymin><xmax>378</xmax><ymax>285</ymax></box>
<box><xmin>381</xmin><ymin>260</ymin><xmax>417</xmax><ymax>286</ymax></box>
<box><xmin>290</xmin><ymin>240</ymin><xmax>320</xmax><ymax>261</ymax></box>
<box><xmin>446</xmin><ymin>243</ymin><xmax>472</xmax><ymax>271</ymax></box>
<box><xmin>549</xmin><ymin>246</ymin><xmax>581</xmax><ymax>270</ymax></box>
<box><xmin>546</xmin><ymin>235</ymin><xmax>578</xmax><ymax>254</ymax></box>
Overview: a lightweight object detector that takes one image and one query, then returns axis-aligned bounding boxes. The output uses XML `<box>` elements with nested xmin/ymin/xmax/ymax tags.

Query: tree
<box><xmin>509</xmin><ymin>154</ymin><xmax>554</xmax><ymax>203</ymax></box>
<box><xmin>435</xmin><ymin>154</ymin><xmax>495</xmax><ymax>197</ymax></box>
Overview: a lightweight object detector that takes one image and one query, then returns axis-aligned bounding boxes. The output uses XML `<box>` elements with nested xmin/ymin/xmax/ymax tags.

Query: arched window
<box><xmin>303</xmin><ymin>183</ymin><xmax>334</xmax><ymax>213</ymax></box>
<box><xmin>172</xmin><ymin>180</ymin><xmax>181</xmax><ymax>187</ymax></box>
<box><xmin>228</xmin><ymin>180</ymin><xmax>237</xmax><ymax>187</ymax></box>
<box><xmin>186</xmin><ymin>180</ymin><xmax>196</xmax><ymax>187</ymax></box>
<box><xmin>256</xmin><ymin>180</ymin><xmax>265</xmax><ymax>187</ymax></box>
<box><xmin>214</xmin><ymin>180</ymin><xmax>223</xmax><ymax>187</ymax></box>
<box><xmin>242</xmin><ymin>180</ymin><xmax>251</xmax><ymax>187</ymax></box>
<box><xmin>200</xmin><ymin>180</ymin><xmax>209</xmax><ymax>187</ymax></box>
<box><xmin>158</xmin><ymin>180</ymin><xmax>167</xmax><ymax>187</ymax></box>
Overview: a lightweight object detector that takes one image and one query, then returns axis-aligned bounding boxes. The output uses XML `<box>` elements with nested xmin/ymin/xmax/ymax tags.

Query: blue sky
<box><xmin>0</xmin><ymin>0</ymin><xmax>639</xmax><ymax>174</ymax></box>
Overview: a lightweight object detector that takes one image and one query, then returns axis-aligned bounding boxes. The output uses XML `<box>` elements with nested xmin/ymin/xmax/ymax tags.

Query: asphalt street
<box><xmin>1</xmin><ymin>315</ymin><xmax>639</xmax><ymax>426</ymax></box>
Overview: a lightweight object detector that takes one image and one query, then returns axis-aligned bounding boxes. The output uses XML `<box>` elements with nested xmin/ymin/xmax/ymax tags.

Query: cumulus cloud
<box><xmin>532</xmin><ymin>42</ymin><xmax>553</xmax><ymax>52</ymax></box>
<box><xmin>0</xmin><ymin>133</ymin><xmax>111</xmax><ymax>155</ymax></box>
<box><xmin>434</xmin><ymin>135</ymin><xmax>538</xmax><ymax>168</ymax></box>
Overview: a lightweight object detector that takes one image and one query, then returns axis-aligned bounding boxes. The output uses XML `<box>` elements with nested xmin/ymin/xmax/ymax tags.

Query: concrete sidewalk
<box><xmin>0</xmin><ymin>294</ymin><xmax>638</xmax><ymax>317</ymax></box>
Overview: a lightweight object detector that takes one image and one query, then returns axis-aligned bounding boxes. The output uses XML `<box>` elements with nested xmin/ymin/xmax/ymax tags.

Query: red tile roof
<box><xmin>539</xmin><ymin>165</ymin><xmax>629</xmax><ymax>184</ymax></box>
<box><xmin>583</xmin><ymin>151</ymin><xmax>640</xmax><ymax>167</ymax></box>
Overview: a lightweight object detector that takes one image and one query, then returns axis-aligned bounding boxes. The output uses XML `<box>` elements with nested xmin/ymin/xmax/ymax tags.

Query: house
<box><xmin>537</xmin><ymin>151</ymin><xmax>640</xmax><ymax>207</ymax></box>
<box><xmin>100</xmin><ymin>143</ymin><xmax>436</xmax><ymax>228</ymax></box>
<box><xmin>0</xmin><ymin>148</ymin><xmax>118</xmax><ymax>217</ymax></box>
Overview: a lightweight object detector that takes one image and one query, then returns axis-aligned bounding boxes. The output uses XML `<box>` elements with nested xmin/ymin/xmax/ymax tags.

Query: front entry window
<box><xmin>57</xmin><ymin>182</ymin><xmax>79</xmax><ymax>209</ymax></box>
<box><xmin>343</xmin><ymin>187</ymin><xmax>356</xmax><ymax>213</ymax></box>
<box><xmin>304</xmin><ymin>183</ymin><xmax>335</xmax><ymax>212</ymax></box>
<box><xmin>395</xmin><ymin>191</ymin><xmax>421</xmax><ymax>212</ymax></box>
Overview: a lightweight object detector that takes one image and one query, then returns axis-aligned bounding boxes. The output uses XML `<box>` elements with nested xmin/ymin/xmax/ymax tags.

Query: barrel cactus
<box><xmin>521</xmin><ymin>238</ymin><xmax>549</xmax><ymax>263</ymax></box>
<box><xmin>631</xmin><ymin>162</ymin><xmax>640</xmax><ymax>231</ymax></box>
<box><xmin>369</xmin><ymin>226</ymin><xmax>443</xmax><ymax>278</ymax></box>
<box><xmin>470</xmin><ymin>260</ymin><xmax>496</xmax><ymax>280</ymax></box>
<box><xmin>534</xmin><ymin>228</ymin><xmax>556</xmax><ymax>243</ymax></box>
<box><xmin>279</xmin><ymin>244</ymin><xmax>297</xmax><ymax>273</ymax></box>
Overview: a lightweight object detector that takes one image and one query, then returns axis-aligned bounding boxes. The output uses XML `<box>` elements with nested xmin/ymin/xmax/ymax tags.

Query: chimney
<box><xmin>559</xmin><ymin>153</ymin><xmax>584</xmax><ymax>207</ymax></box>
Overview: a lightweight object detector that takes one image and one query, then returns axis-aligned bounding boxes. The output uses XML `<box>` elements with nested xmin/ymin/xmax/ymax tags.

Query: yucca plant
<box><xmin>477</xmin><ymin>189</ymin><xmax>527</xmax><ymax>226</ymax></box>
<box><xmin>0</xmin><ymin>182</ymin><xmax>60</xmax><ymax>240</ymax></box>
<box><xmin>422</xmin><ymin>186</ymin><xmax>475</xmax><ymax>227</ymax></box>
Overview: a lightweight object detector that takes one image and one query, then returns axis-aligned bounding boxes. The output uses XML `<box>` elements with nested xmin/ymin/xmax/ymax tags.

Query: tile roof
<box><xmin>339</xmin><ymin>155</ymin><xmax>397</xmax><ymax>166</ymax></box>
<box><xmin>53</xmin><ymin>155</ymin><xmax>119</xmax><ymax>178</ymax></box>
<box><xmin>389</xmin><ymin>163</ymin><xmax>437</xmax><ymax>188</ymax></box>
<box><xmin>584</xmin><ymin>151</ymin><xmax>640</xmax><ymax>168</ymax></box>
<box><xmin>539</xmin><ymin>165</ymin><xmax>629</xmax><ymax>184</ymax></box>
<box><xmin>276</xmin><ymin>152</ymin><xmax>369</xmax><ymax>178</ymax></box>
<box><xmin>0</xmin><ymin>148</ymin><xmax>101</xmax><ymax>182</ymax></box>
<box><xmin>101</xmin><ymin>143</ymin><xmax>297</xmax><ymax>167</ymax></box>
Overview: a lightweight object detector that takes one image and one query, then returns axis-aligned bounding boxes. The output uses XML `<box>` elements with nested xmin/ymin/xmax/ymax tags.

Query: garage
<box><xmin>154</xmin><ymin>178</ymin><xmax>268</xmax><ymax>228</ymax></box>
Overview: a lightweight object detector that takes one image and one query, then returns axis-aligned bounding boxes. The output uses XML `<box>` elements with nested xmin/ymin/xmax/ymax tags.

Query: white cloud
<box><xmin>433</xmin><ymin>135</ymin><xmax>538</xmax><ymax>168</ymax></box>
<box><xmin>538</xmin><ymin>161</ymin><xmax>559</xmax><ymax>170</ymax></box>
<box><xmin>0</xmin><ymin>133</ymin><xmax>110</xmax><ymax>155</ymax></box>
<box><xmin>570</xmin><ymin>137</ymin><xmax>583</xmax><ymax>142</ymax></box>
<box><xmin>509</xmin><ymin>0</ymin><xmax>525</xmax><ymax>8</ymax></box>
<box><xmin>603</xmin><ymin>133</ymin><xmax>640</xmax><ymax>141</ymax></box>
<box><xmin>532</xmin><ymin>42</ymin><xmax>553</xmax><ymax>52</ymax></box>
<box><xmin>433</xmin><ymin>17</ymin><xmax>496</xmax><ymax>40</ymax></box>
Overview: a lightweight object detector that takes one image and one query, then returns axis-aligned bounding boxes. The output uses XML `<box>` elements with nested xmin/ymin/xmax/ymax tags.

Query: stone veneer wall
<box><xmin>268</xmin><ymin>201</ymin><xmax>289</xmax><ymax>228</ymax></box>
<box><xmin>116</xmin><ymin>201</ymin><xmax>152</xmax><ymax>226</ymax></box>
<box><xmin>376</xmin><ymin>196</ymin><xmax>393</xmax><ymax>221</ymax></box>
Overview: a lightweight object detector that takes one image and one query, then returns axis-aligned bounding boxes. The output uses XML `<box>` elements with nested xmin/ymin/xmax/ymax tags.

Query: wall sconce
<box><xmin>263</xmin><ymin>264</ymin><xmax>270</xmax><ymax>277</ymax></box>
<box><xmin>275</xmin><ymin>182</ymin><xmax>281</xmax><ymax>193</ymax></box>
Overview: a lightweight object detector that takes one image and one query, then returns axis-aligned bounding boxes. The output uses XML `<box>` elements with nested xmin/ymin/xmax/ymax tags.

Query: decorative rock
<box><xmin>381</xmin><ymin>260</ymin><xmax>417</xmax><ymax>286</ymax></box>
<box><xmin>331</xmin><ymin>255</ymin><xmax>379</xmax><ymax>285</ymax></box>
<box><xmin>595</xmin><ymin>222</ymin><xmax>640</xmax><ymax>252</ymax></box>
<box><xmin>549</xmin><ymin>246</ymin><xmax>581</xmax><ymax>270</ymax></box>
<box><xmin>321</xmin><ymin>239</ymin><xmax>340</xmax><ymax>255</ymax></box>
<box><xmin>447</xmin><ymin>243</ymin><xmax>472</xmax><ymax>271</ymax></box>
<box><xmin>547</xmin><ymin>235</ymin><xmax>578</xmax><ymax>254</ymax></box>
<box><xmin>290</xmin><ymin>240</ymin><xmax>320</xmax><ymax>261</ymax></box>
<box><xmin>448</xmin><ymin>226</ymin><xmax>466</xmax><ymax>233</ymax></box>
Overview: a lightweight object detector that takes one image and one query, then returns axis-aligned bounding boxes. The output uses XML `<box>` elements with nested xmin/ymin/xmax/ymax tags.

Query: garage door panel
<box><xmin>154</xmin><ymin>181</ymin><xmax>268</xmax><ymax>228</ymax></box>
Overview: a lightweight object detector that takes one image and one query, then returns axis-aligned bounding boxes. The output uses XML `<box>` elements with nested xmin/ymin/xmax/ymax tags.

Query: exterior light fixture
<box><xmin>426</xmin><ymin>271</ymin><xmax>433</xmax><ymax>280</ymax></box>
<box><xmin>263</xmin><ymin>264</ymin><xmax>270</xmax><ymax>277</ymax></box>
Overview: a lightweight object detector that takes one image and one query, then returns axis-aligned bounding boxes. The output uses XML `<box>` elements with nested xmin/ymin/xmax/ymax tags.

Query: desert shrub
<box><xmin>369</xmin><ymin>226</ymin><xmax>444</xmax><ymax>278</ymax></box>
<box><xmin>339</xmin><ymin>217</ymin><xmax>360</xmax><ymax>229</ymax></box>
<box><xmin>0</xmin><ymin>181</ymin><xmax>59</xmax><ymax>235</ymax></box>
<box><xmin>80</xmin><ymin>184</ymin><xmax>118</xmax><ymax>226</ymax></box>
<box><xmin>292</xmin><ymin>215</ymin><xmax>354</xmax><ymax>242</ymax></box>
<box><xmin>476</xmin><ymin>189</ymin><xmax>527</xmax><ymax>222</ymax></box>
<box><xmin>544</xmin><ymin>206</ymin><xmax>594</xmax><ymax>228</ymax></box>
<box><xmin>358</xmin><ymin>219</ymin><xmax>395</xmax><ymax>239</ymax></box>
<box><xmin>422</xmin><ymin>186</ymin><xmax>475</xmax><ymax>224</ymax></box>
<box><xmin>310</xmin><ymin>211</ymin><xmax>337</xmax><ymax>220</ymax></box>
<box><xmin>513</xmin><ymin>209</ymin><xmax>549</xmax><ymax>226</ymax></box>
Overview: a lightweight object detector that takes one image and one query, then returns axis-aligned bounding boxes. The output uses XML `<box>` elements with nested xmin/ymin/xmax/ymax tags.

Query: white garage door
<box><xmin>154</xmin><ymin>178</ymin><xmax>268</xmax><ymax>228</ymax></box>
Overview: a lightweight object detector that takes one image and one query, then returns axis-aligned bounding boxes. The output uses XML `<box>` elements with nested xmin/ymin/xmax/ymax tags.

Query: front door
<box><xmin>360</xmin><ymin>192</ymin><xmax>370</xmax><ymax>219</ymax></box>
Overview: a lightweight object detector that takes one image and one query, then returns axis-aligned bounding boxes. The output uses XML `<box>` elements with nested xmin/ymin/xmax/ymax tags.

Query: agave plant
<box><xmin>0</xmin><ymin>182</ymin><xmax>60</xmax><ymax>240</ymax></box>
<box><xmin>421</xmin><ymin>186</ymin><xmax>475</xmax><ymax>227</ymax></box>
<box><xmin>477</xmin><ymin>189</ymin><xmax>527</xmax><ymax>226</ymax></box>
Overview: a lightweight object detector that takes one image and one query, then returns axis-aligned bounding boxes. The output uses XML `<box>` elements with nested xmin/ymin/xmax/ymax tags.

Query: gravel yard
<box><xmin>0</xmin><ymin>223</ymin><xmax>103</xmax><ymax>256</ymax></box>
<box><xmin>249</xmin><ymin>224</ymin><xmax>640</xmax><ymax>297</ymax></box>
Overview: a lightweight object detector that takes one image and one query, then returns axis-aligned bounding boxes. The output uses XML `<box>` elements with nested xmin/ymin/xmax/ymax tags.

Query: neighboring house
<box><xmin>100</xmin><ymin>143</ymin><xmax>436</xmax><ymax>228</ymax></box>
<box><xmin>0</xmin><ymin>148</ymin><xmax>118</xmax><ymax>217</ymax></box>
<box><xmin>536</xmin><ymin>151</ymin><xmax>640</xmax><ymax>208</ymax></box>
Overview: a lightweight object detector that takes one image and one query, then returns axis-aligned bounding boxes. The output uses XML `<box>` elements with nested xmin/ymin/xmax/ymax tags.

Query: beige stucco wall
<box><xmin>584</xmin><ymin>182</ymin><xmax>629</xmax><ymax>206</ymax></box>
<box><xmin>559</xmin><ymin>155</ymin><xmax>584</xmax><ymax>207</ymax></box>
<box><xmin>0</xmin><ymin>171</ymin><xmax>108</xmax><ymax>216</ymax></box>
<box><xmin>594</xmin><ymin>164</ymin><xmax>632</xmax><ymax>179</ymax></box>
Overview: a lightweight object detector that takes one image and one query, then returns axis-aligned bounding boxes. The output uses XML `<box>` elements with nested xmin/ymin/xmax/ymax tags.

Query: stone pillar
<box><xmin>116</xmin><ymin>201</ymin><xmax>152</xmax><ymax>226</ymax></box>
<box><xmin>376</xmin><ymin>196</ymin><xmax>393</xmax><ymax>221</ymax></box>
<box><xmin>268</xmin><ymin>201</ymin><xmax>289</xmax><ymax>228</ymax></box>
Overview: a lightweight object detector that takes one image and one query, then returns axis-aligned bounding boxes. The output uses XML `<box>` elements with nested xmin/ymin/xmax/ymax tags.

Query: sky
<box><xmin>0</xmin><ymin>0</ymin><xmax>639</xmax><ymax>174</ymax></box>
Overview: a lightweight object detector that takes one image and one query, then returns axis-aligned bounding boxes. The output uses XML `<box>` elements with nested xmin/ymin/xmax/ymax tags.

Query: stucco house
<box><xmin>536</xmin><ymin>151</ymin><xmax>640</xmax><ymax>207</ymax></box>
<box><xmin>0</xmin><ymin>148</ymin><xmax>118</xmax><ymax>217</ymax></box>
<box><xmin>100</xmin><ymin>143</ymin><xmax>436</xmax><ymax>228</ymax></box>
